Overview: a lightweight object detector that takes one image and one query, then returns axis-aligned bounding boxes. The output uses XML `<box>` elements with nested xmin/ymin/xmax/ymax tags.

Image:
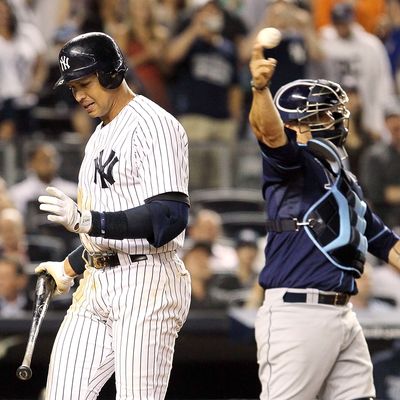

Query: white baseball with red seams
<box><xmin>257</xmin><ymin>27</ymin><xmax>282</xmax><ymax>49</ymax></box>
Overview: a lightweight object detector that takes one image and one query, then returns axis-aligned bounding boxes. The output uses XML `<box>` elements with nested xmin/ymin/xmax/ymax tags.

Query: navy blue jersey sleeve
<box><xmin>259</xmin><ymin>129</ymin><xmax>301</xmax><ymax>164</ymax></box>
<box><xmin>259</xmin><ymin>129</ymin><xmax>303</xmax><ymax>184</ymax></box>
<box><xmin>365</xmin><ymin>206</ymin><xmax>399</xmax><ymax>262</ymax></box>
<box><xmin>259</xmin><ymin>129</ymin><xmax>299</xmax><ymax>163</ymax></box>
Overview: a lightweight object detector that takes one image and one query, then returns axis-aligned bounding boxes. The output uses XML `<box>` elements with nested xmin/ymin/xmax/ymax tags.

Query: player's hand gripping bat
<box><xmin>16</xmin><ymin>273</ymin><xmax>56</xmax><ymax>380</ymax></box>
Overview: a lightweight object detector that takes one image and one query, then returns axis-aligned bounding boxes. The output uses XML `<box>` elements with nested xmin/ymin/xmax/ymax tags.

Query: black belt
<box><xmin>283</xmin><ymin>291</ymin><xmax>350</xmax><ymax>306</ymax></box>
<box><xmin>87</xmin><ymin>253</ymin><xmax>148</xmax><ymax>269</ymax></box>
<box><xmin>266</xmin><ymin>218</ymin><xmax>316</xmax><ymax>232</ymax></box>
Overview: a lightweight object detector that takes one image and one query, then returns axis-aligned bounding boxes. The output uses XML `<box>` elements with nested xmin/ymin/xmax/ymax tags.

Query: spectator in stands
<box><xmin>210</xmin><ymin>229</ymin><xmax>259</xmax><ymax>306</ymax></box>
<box><xmin>126</xmin><ymin>0</ymin><xmax>172</xmax><ymax>111</ymax></box>
<box><xmin>164</xmin><ymin>0</ymin><xmax>243</xmax><ymax>189</ymax></box>
<box><xmin>38</xmin><ymin>22</ymin><xmax>97</xmax><ymax>141</ymax></box>
<box><xmin>238</xmin><ymin>0</ymin><xmax>322</xmax><ymax>140</ymax></box>
<box><xmin>20</xmin><ymin>0</ymin><xmax>73</xmax><ymax>48</ymax></box>
<box><xmin>375</xmin><ymin>0</ymin><xmax>400</xmax><ymax>95</ymax></box>
<box><xmin>246</xmin><ymin>0</ymin><xmax>322</xmax><ymax>96</ymax></box>
<box><xmin>0</xmin><ymin>256</ymin><xmax>32</xmax><ymax>318</ymax></box>
<box><xmin>318</xmin><ymin>2</ymin><xmax>397</xmax><ymax>138</ymax></box>
<box><xmin>372</xmin><ymin>340</ymin><xmax>400</xmax><ymax>399</ymax></box>
<box><xmin>183</xmin><ymin>241</ymin><xmax>225</xmax><ymax>309</ymax></box>
<box><xmin>372</xmin><ymin>261</ymin><xmax>400</xmax><ymax>309</ymax></box>
<box><xmin>359</xmin><ymin>110</ymin><xmax>400</xmax><ymax>228</ymax></box>
<box><xmin>348</xmin><ymin>260</ymin><xmax>399</xmax><ymax>400</ymax></box>
<box><xmin>96</xmin><ymin>0</ymin><xmax>128</xmax><ymax>48</ymax></box>
<box><xmin>187</xmin><ymin>208</ymin><xmax>237</xmax><ymax>273</ymax></box>
<box><xmin>341</xmin><ymin>76</ymin><xmax>377</xmax><ymax>175</ymax></box>
<box><xmin>0</xmin><ymin>0</ymin><xmax>48</xmax><ymax>141</ymax></box>
<box><xmin>229</xmin><ymin>0</ymin><xmax>267</xmax><ymax>32</ymax></box>
<box><xmin>9</xmin><ymin>142</ymin><xmax>78</xmax><ymax>218</ymax></box>
<box><xmin>233</xmin><ymin>229</ymin><xmax>260</xmax><ymax>287</ymax></box>
<box><xmin>313</xmin><ymin>0</ymin><xmax>386</xmax><ymax>34</ymax></box>
<box><xmin>154</xmin><ymin>0</ymin><xmax>187</xmax><ymax>35</ymax></box>
<box><xmin>351</xmin><ymin>262</ymin><xmax>396</xmax><ymax>314</ymax></box>
<box><xmin>0</xmin><ymin>207</ymin><xmax>28</xmax><ymax>264</ymax></box>
<box><xmin>0</xmin><ymin>177</ymin><xmax>14</xmax><ymax>211</ymax></box>
<box><xmin>202</xmin><ymin>0</ymin><xmax>248</xmax><ymax>63</ymax></box>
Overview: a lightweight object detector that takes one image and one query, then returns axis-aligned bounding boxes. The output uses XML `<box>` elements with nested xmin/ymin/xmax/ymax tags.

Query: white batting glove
<box><xmin>38</xmin><ymin>187</ymin><xmax>92</xmax><ymax>233</ymax></box>
<box><xmin>35</xmin><ymin>261</ymin><xmax>75</xmax><ymax>295</ymax></box>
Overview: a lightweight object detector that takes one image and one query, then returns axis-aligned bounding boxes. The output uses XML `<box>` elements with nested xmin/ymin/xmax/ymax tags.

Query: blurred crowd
<box><xmin>2</xmin><ymin>0</ymin><xmax>400</xmax><ymax>335</ymax></box>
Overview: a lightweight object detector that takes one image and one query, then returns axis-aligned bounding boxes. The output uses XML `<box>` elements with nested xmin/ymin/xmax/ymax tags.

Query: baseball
<box><xmin>257</xmin><ymin>27</ymin><xmax>282</xmax><ymax>49</ymax></box>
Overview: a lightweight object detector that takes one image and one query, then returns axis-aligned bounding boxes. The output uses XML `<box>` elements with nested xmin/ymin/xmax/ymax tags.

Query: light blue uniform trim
<box><xmin>302</xmin><ymin>175</ymin><xmax>368</xmax><ymax>276</ymax></box>
<box><xmin>300</xmin><ymin>137</ymin><xmax>368</xmax><ymax>276</ymax></box>
<box><xmin>304</xmin><ymin>225</ymin><xmax>361</xmax><ymax>275</ymax></box>
<box><xmin>368</xmin><ymin>227</ymin><xmax>389</xmax><ymax>243</ymax></box>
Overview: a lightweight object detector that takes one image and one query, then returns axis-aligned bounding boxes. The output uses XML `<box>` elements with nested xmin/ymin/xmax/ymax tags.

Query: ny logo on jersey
<box><xmin>59</xmin><ymin>56</ymin><xmax>70</xmax><ymax>71</ymax></box>
<box><xmin>94</xmin><ymin>150</ymin><xmax>119</xmax><ymax>188</ymax></box>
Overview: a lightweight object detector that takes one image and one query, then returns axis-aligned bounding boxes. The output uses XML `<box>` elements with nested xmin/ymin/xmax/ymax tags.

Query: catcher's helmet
<box><xmin>274</xmin><ymin>79</ymin><xmax>350</xmax><ymax>146</ymax></box>
<box><xmin>54</xmin><ymin>32</ymin><xmax>127</xmax><ymax>89</ymax></box>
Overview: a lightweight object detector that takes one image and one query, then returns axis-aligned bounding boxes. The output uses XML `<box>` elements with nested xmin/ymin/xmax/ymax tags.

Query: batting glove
<box><xmin>35</xmin><ymin>261</ymin><xmax>75</xmax><ymax>295</ymax></box>
<box><xmin>38</xmin><ymin>187</ymin><xmax>92</xmax><ymax>234</ymax></box>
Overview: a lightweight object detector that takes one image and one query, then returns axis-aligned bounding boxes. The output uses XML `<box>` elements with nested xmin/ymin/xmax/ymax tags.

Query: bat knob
<box><xmin>16</xmin><ymin>365</ymin><xmax>32</xmax><ymax>380</ymax></box>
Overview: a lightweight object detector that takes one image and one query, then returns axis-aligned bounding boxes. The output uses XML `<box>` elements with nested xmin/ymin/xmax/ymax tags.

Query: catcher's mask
<box><xmin>274</xmin><ymin>79</ymin><xmax>350</xmax><ymax>147</ymax></box>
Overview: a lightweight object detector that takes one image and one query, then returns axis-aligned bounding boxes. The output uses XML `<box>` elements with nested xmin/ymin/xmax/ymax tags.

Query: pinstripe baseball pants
<box><xmin>44</xmin><ymin>251</ymin><xmax>191</xmax><ymax>400</ymax></box>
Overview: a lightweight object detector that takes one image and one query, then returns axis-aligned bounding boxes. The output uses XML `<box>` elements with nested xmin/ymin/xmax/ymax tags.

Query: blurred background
<box><xmin>2</xmin><ymin>0</ymin><xmax>400</xmax><ymax>399</ymax></box>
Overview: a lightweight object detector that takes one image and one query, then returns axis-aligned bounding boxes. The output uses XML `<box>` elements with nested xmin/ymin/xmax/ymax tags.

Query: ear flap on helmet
<box><xmin>97</xmin><ymin>68</ymin><xmax>126</xmax><ymax>89</ymax></box>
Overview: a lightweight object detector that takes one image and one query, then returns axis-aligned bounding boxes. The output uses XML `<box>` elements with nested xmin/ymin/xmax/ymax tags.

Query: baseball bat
<box><xmin>16</xmin><ymin>273</ymin><xmax>56</xmax><ymax>381</ymax></box>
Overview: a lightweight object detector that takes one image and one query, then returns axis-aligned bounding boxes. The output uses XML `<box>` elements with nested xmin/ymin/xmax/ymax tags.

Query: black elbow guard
<box><xmin>147</xmin><ymin>200</ymin><xmax>189</xmax><ymax>247</ymax></box>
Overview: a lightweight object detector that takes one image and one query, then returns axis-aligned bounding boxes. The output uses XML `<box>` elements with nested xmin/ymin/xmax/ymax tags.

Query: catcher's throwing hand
<box><xmin>249</xmin><ymin>42</ymin><xmax>277</xmax><ymax>90</ymax></box>
<box><xmin>35</xmin><ymin>261</ymin><xmax>74</xmax><ymax>295</ymax></box>
<box><xmin>38</xmin><ymin>186</ymin><xmax>92</xmax><ymax>233</ymax></box>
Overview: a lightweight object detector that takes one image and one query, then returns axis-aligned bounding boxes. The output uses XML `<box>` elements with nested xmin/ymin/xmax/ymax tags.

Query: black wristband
<box><xmin>104</xmin><ymin>211</ymin><xmax>129</xmax><ymax>239</ymax></box>
<box><xmin>88</xmin><ymin>207</ymin><xmax>152</xmax><ymax>240</ymax></box>
<box><xmin>250</xmin><ymin>80</ymin><xmax>269</xmax><ymax>91</ymax></box>
<box><xmin>90</xmin><ymin>211</ymin><xmax>102</xmax><ymax>236</ymax></box>
<box><xmin>67</xmin><ymin>245</ymin><xmax>86</xmax><ymax>275</ymax></box>
<box><xmin>100</xmin><ymin>212</ymin><xmax>106</xmax><ymax>235</ymax></box>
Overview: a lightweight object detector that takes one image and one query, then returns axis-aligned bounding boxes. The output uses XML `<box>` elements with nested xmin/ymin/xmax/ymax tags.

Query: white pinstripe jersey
<box><xmin>78</xmin><ymin>95</ymin><xmax>189</xmax><ymax>255</ymax></box>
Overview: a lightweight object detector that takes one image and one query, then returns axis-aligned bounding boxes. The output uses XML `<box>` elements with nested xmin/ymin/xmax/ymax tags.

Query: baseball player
<box><xmin>35</xmin><ymin>32</ymin><xmax>191</xmax><ymax>400</ymax></box>
<box><xmin>249</xmin><ymin>42</ymin><xmax>400</xmax><ymax>400</ymax></box>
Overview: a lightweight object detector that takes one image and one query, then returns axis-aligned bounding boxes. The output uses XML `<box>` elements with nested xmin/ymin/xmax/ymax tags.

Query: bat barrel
<box><xmin>15</xmin><ymin>273</ymin><xmax>56</xmax><ymax>381</ymax></box>
<box><xmin>16</xmin><ymin>365</ymin><xmax>33</xmax><ymax>381</ymax></box>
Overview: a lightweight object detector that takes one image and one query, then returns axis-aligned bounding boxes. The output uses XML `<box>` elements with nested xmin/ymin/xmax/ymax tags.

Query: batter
<box><xmin>35</xmin><ymin>32</ymin><xmax>191</xmax><ymax>400</ymax></box>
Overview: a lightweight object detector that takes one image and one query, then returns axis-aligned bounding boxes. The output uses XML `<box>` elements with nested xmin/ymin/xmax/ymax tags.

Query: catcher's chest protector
<box><xmin>303</xmin><ymin>138</ymin><xmax>367</xmax><ymax>277</ymax></box>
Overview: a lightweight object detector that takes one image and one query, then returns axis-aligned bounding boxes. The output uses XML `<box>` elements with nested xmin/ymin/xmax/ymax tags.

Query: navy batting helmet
<box><xmin>274</xmin><ymin>79</ymin><xmax>350</xmax><ymax>146</ymax></box>
<box><xmin>54</xmin><ymin>32</ymin><xmax>127</xmax><ymax>89</ymax></box>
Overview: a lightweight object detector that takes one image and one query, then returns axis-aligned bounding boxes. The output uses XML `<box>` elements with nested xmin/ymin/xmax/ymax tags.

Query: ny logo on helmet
<box><xmin>94</xmin><ymin>150</ymin><xmax>119</xmax><ymax>188</ymax></box>
<box><xmin>60</xmin><ymin>56</ymin><xmax>70</xmax><ymax>71</ymax></box>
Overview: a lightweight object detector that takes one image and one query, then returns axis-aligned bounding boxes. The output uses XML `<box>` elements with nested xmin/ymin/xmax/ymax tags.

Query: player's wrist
<box><xmin>88</xmin><ymin>211</ymin><xmax>104</xmax><ymax>237</ymax></box>
<box><xmin>67</xmin><ymin>245</ymin><xmax>86</xmax><ymax>275</ymax></box>
<box><xmin>74</xmin><ymin>209</ymin><xmax>92</xmax><ymax>233</ymax></box>
<box><xmin>251</xmin><ymin>80</ymin><xmax>270</xmax><ymax>91</ymax></box>
<box><xmin>63</xmin><ymin>258</ymin><xmax>78</xmax><ymax>278</ymax></box>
